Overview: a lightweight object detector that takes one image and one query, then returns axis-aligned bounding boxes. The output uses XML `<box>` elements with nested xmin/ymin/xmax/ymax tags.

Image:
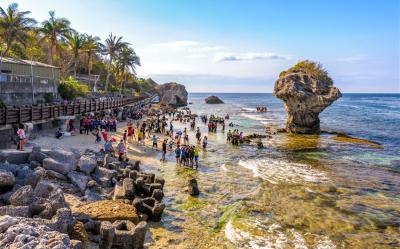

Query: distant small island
<box><xmin>205</xmin><ymin>96</ymin><xmax>224</xmax><ymax>104</ymax></box>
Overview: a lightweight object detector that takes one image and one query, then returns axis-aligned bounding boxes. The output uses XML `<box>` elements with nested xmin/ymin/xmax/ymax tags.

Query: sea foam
<box><xmin>225</xmin><ymin>219</ymin><xmax>336</xmax><ymax>249</ymax></box>
<box><xmin>238</xmin><ymin>158</ymin><xmax>328</xmax><ymax>184</ymax></box>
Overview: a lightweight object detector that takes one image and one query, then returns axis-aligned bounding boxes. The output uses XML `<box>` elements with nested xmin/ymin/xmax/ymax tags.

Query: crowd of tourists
<box><xmin>226</xmin><ymin>129</ymin><xmax>243</xmax><ymax>146</ymax></box>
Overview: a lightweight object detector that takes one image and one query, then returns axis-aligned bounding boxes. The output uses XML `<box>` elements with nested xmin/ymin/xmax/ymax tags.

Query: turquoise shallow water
<box><xmin>146</xmin><ymin>93</ymin><xmax>400</xmax><ymax>248</ymax></box>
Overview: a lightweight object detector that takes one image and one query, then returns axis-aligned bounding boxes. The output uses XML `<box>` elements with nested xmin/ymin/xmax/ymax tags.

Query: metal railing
<box><xmin>0</xmin><ymin>96</ymin><xmax>148</xmax><ymax>125</ymax></box>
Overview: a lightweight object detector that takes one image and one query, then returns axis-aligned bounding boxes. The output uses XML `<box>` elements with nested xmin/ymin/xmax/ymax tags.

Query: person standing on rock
<box><xmin>17</xmin><ymin>124</ymin><xmax>26</xmax><ymax>151</ymax></box>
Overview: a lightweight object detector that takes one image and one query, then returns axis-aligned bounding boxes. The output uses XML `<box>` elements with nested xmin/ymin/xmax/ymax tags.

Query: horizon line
<box><xmin>188</xmin><ymin>92</ymin><xmax>400</xmax><ymax>94</ymax></box>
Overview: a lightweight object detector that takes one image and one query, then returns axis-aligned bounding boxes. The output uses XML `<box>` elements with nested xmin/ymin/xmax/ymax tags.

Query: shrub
<box><xmin>281</xmin><ymin>60</ymin><xmax>333</xmax><ymax>84</ymax></box>
<box><xmin>109</xmin><ymin>85</ymin><xmax>121</xmax><ymax>92</ymax></box>
<box><xmin>58</xmin><ymin>76</ymin><xmax>89</xmax><ymax>100</ymax></box>
<box><xmin>43</xmin><ymin>93</ymin><xmax>54</xmax><ymax>103</ymax></box>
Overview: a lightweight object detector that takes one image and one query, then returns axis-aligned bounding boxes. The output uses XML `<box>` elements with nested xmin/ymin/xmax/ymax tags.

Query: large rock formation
<box><xmin>205</xmin><ymin>95</ymin><xmax>224</xmax><ymax>104</ymax></box>
<box><xmin>155</xmin><ymin>82</ymin><xmax>188</xmax><ymax>107</ymax></box>
<box><xmin>273</xmin><ymin>60</ymin><xmax>341</xmax><ymax>134</ymax></box>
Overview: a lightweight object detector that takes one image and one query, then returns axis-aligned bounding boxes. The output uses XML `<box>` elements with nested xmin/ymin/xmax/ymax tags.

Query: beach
<box><xmin>23</xmin><ymin>93</ymin><xmax>400</xmax><ymax>249</ymax></box>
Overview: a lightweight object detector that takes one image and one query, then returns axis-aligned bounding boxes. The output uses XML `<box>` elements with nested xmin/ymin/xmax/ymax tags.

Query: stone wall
<box><xmin>0</xmin><ymin>81</ymin><xmax>58</xmax><ymax>106</ymax></box>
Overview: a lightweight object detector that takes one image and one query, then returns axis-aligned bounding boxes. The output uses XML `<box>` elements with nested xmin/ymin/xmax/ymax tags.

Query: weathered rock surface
<box><xmin>0</xmin><ymin>169</ymin><xmax>15</xmax><ymax>187</ymax></box>
<box><xmin>0</xmin><ymin>209</ymin><xmax>73</xmax><ymax>249</ymax></box>
<box><xmin>78</xmin><ymin>155</ymin><xmax>97</xmax><ymax>175</ymax></box>
<box><xmin>73</xmin><ymin>200</ymin><xmax>139</xmax><ymax>223</ymax></box>
<box><xmin>68</xmin><ymin>171</ymin><xmax>89</xmax><ymax>192</ymax></box>
<box><xmin>43</xmin><ymin>157</ymin><xmax>75</xmax><ymax>175</ymax></box>
<box><xmin>273</xmin><ymin>61</ymin><xmax>341</xmax><ymax>134</ymax></box>
<box><xmin>155</xmin><ymin>82</ymin><xmax>188</xmax><ymax>107</ymax></box>
<box><xmin>0</xmin><ymin>149</ymin><xmax>30</xmax><ymax>164</ymax></box>
<box><xmin>188</xmin><ymin>178</ymin><xmax>200</xmax><ymax>196</ymax></box>
<box><xmin>205</xmin><ymin>95</ymin><xmax>224</xmax><ymax>104</ymax></box>
<box><xmin>9</xmin><ymin>185</ymin><xmax>34</xmax><ymax>206</ymax></box>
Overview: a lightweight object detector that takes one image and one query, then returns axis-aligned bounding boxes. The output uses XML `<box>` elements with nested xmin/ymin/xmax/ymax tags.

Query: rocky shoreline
<box><xmin>0</xmin><ymin>145</ymin><xmax>166</xmax><ymax>249</ymax></box>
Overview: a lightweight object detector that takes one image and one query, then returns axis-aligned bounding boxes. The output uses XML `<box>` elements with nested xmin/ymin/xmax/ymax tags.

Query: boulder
<box><xmin>0</xmin><ymin>215</ymin><xmax>18</xmax><ymax>233</ymax></box>
<box><xmin>34</xmin><ymin>180</ymin><xmax>56</xmax><ymax>198</ymax></box>
<box><xmin>15</xmin><ymin>165</ymin><xmax>41</xmax><ymax>188</ymax></box>
<box><xmin>47</xmin><ymin>169</ymin><xmax>68</xmax><ymax>180</ymax></box>
<box><xmin>28</xmin><ymin>146</ymin><xmax>48</xmax><ymax>163</ymax></box>
<box><xmin>43</xmin><ymin>158</ymin><xmax>75</xmax><ymax>175</ymax></box>
<box><xmin>0</xmin><ymin>216</ymin><xmax>72</xmax><ymax>249</ymax></box>
<box><xmin>205</xmin><ymin>95</ymin><xmax>224</xmax><ymax>104</ymax></box>
<box><xmin>49</xmin><ymin>149</ymin><xmax>77</xmax><ymax>163</ymax></box>
<box><xmin>155</xmin><ymin>82</ymin><xmax>188</xmax><ymax>107</ymax></box>
<box><xmin>73</xmin><ymin>200</ymin><xmax>139</xmax><ymax>223</ymax></box>
<box><xmin>78</xmin><ymin>155</ymin><xmax>97</xmax><ymax>175</ymax></box>
<box><xmin>273</xmin><ymin>60</ymin><xmax>341</xmax><ymax>134</ymax></box>
<box><xmin>92</xmin><ymin>167</ymin><xmax>117</xmax><ymax>187</ymax></box>
<box><xmin>0</xmin><ymin>149</ymin><xmax>30</xmax><ymax>164</ymax></box>
<box><xmin>68</xmin><ymin>171</ymin><xmax>89</xmax><ymax>193</ymax></box>
<box><xmin>0</xmin><ymin>169</ymin><xmax>15</xmax><ymax>187</ymax></box>
<box><xmin>9</xmin><ymin>185</ymin><xmax>34</xmax><ymax>206</ymax></box>
<box><xmin>188</xmin><ymin>178</ymin><xmax>200</xmax><ymax>196</ymax></box>
<box><xmin>0</xmin><ymin>205</ymin><xmax>30</xmax><ymax>217</ymax></box>
<box><xmin>0</xmin><ymin>162</ymin><xmax>17</xmax><ymax>175</ymax></box>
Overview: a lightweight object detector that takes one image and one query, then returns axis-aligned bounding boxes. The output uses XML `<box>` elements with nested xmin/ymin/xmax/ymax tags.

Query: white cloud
<box><xmin>337</xmin><ymin>56</ymin><xmax>364</xmax><ymax>62</ymax></box>
<box><xmin>213</xmin><ymin>52</ymin><xmax>288</xmax><ymax>62</ymax></box>
<box><xmin>187</xmin><ymin>54</ymin><xmax>207</xmax><ymax>58</ymax></box>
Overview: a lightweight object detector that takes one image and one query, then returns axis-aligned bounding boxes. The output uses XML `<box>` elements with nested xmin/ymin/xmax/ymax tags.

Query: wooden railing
<box><xmin>0</xmin><ymin>96</ymin><xmax>148</xmax><ymax>125</ymax></box>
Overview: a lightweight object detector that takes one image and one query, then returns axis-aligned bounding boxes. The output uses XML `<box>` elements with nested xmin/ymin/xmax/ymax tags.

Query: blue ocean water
<box><xmin>152</xmin><ymin>93</ymin><xmax>400</xmax><ymax>248</ymax></box>
<box><xmin>188</xmin><ymin>93</ymin><xmax>400</xmax><ymax>167</ymax></box>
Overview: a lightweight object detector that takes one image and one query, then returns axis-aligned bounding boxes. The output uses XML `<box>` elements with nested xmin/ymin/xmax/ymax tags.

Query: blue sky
<box><xmin>2</xmin><ymin>0</ymin><xmax>399</xmax><ymax>93</ymax></box>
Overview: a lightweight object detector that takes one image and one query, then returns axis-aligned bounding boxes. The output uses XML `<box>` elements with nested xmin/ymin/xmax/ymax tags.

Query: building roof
<box><xmin>1</xmin><ymin>57</ymin><xmax>61</xmax><ymax>69</ymax></box>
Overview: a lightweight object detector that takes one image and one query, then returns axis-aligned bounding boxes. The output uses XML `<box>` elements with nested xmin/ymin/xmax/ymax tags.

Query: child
<box><xmin>16</xmin><ymin>124</ymin><xmax>26</xmax><ymax>151</ymax></box>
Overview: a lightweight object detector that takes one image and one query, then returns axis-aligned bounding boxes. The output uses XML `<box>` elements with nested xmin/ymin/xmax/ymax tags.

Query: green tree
<box><xmin>0</xmin><ymin>3</ymin><xmax>36</xmax><ymax>68</ymax></box>
<box><xmin>115</xmin><ymin>45</ymin><xmax>140</xmax><ymax>93</ymax></box>
<box><xmin>38</xmin><ymin>11</ymin><xmax>71</xmax><ymax>65</ymax></box>
<box><xmin>65</xmin><ymin>32</ymin><xmax>85</xmax><ymax>77</ymax></box>
<box><xmin>102</xmin><ymin>33</ymin><xmax>129</xmax><ymax>92</ymax></box>
<box><xmin>58</xmin><ymin>76</ymin><xmax>89</xmax><ymax>100</ymax></box>
<box><xmin>82</xmin><ymin>34</ymin><xmax>101</xmax><ymax>77</ymax></box>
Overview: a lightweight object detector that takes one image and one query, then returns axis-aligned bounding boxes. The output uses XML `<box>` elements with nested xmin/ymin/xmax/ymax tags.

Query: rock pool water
<box><xmin>140</xmin><ymin>93</ymin><xmax>400</xmax><ymax>248</ymax></box>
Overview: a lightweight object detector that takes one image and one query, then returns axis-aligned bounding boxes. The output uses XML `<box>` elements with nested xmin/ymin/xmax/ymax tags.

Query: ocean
<box><xmin>147</xmin><ymin>93</ymin><xmax>400</xmax><ymax>249</ymax></box>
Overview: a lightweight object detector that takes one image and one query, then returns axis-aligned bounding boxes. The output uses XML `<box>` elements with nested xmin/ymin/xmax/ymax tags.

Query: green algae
<box><xmin>180</xmin><ymin>196</ymin><xmax>208</xmax><ymax>211</ymax></box>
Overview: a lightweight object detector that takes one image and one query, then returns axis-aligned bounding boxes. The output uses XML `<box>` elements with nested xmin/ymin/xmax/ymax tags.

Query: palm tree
<box><xmin>65</xmin><ymin>32</ymin><xmax>85</xmax><ymax>77</ymax></box>
<box><xmin>82</xmin><ymin>34</ymin><xmax>101</xmax><ymax>77</ymax></box>
<box><xmin>102</xmin><ymin>33</ymin><xmax>129</xmax><ymax>91</ymax></box>
<box><xmin>0</xmin><ymin>3</ymin><xmax>36</xmax><ymax>69</ymax></box>
<box><xmin>38</xmin><ymin>11</ymin><xmax>71</xmax><ymax>65</ymax></box>
<box><xmin>116</xmin><ymin>45</ymin><xmax>141</xmax><ymax>93</ymax></box>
